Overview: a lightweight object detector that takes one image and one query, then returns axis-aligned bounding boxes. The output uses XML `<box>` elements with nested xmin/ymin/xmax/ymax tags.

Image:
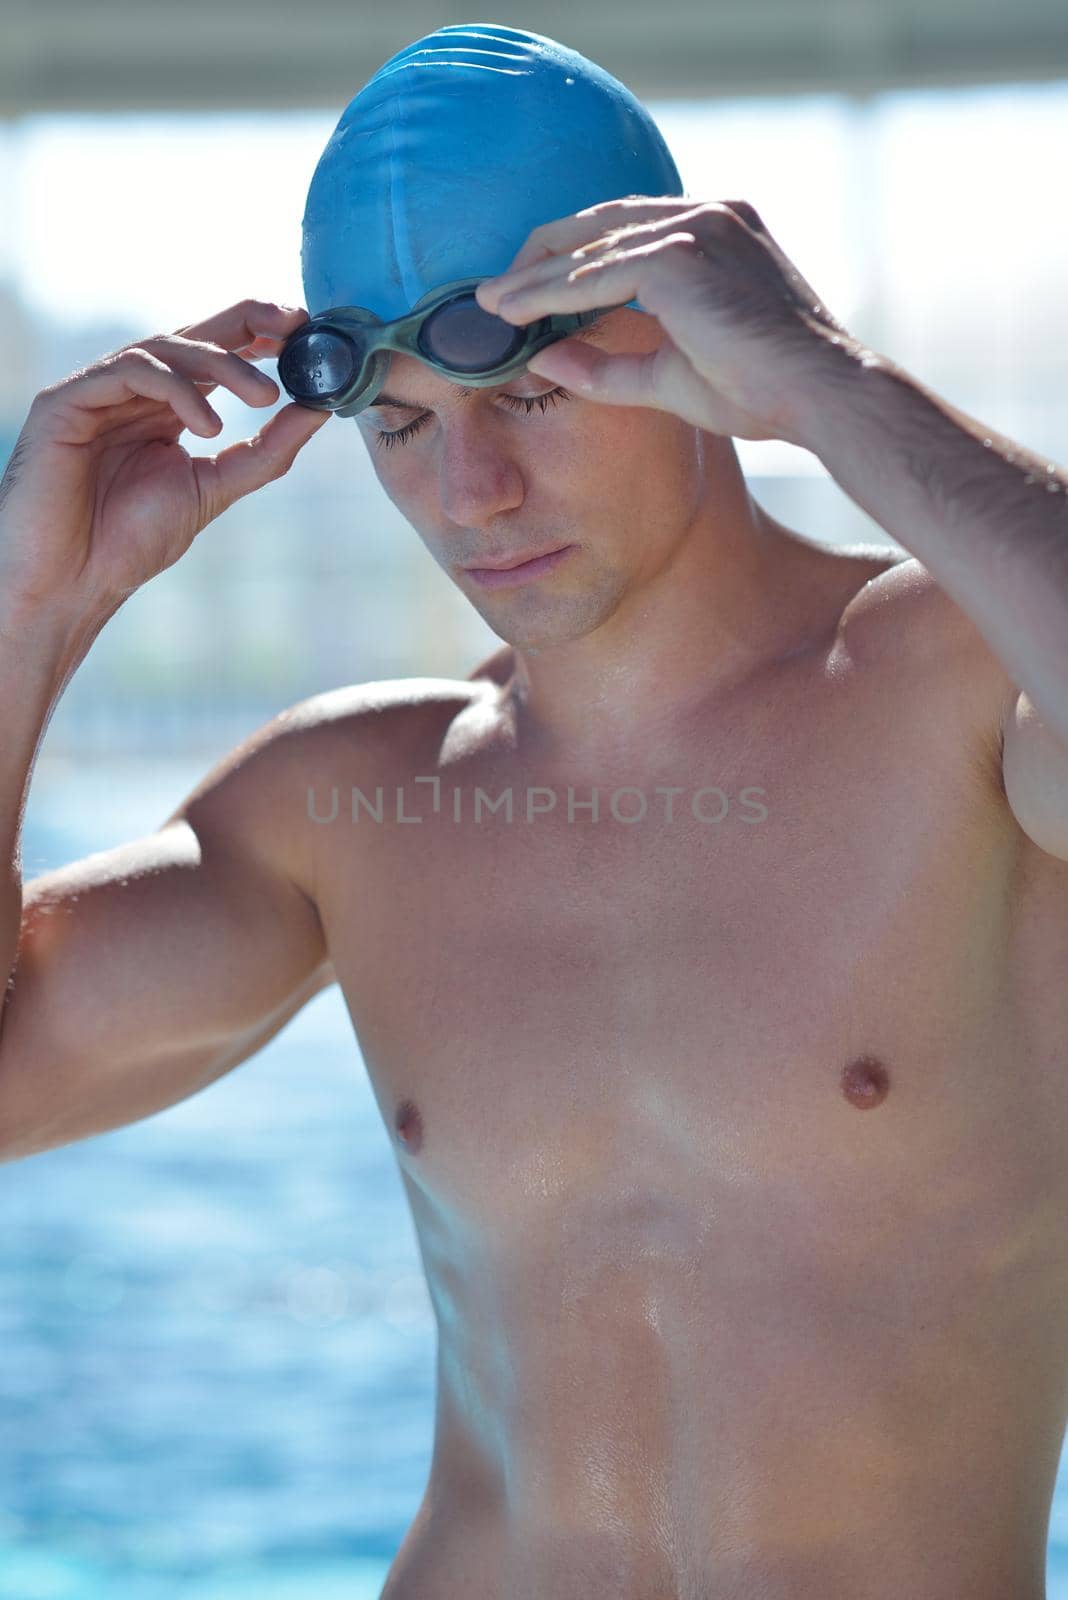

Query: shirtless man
<box><xmin>4</xmin><ymin>48</ymin><xmax>1068</xmax><ymax>1600</ymax></box>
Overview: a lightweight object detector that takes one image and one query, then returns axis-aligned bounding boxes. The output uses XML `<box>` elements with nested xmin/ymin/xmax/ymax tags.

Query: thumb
<box><xmin>193</xmin><ymin>401</ymin><xmax>331</xmax><ymax>522</ymax></box>
<box><xmin>526</xmin><ymin>338</ymin><xmax>660</xmax><ymax>409</ymax></box>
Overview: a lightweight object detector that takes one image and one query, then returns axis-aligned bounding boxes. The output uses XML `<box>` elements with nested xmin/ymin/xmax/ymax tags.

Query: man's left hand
<box><xmin>475</xmin><ymin>197</ymin><xmax>875</xmax><ymax>449</ymax></box>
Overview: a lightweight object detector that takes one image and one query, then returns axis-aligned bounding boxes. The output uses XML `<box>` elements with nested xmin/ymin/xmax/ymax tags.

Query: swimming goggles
<box><xmin>276</xmin><ymin>275</ymin><xmax>623</xmax><ymax>418</ymax></box>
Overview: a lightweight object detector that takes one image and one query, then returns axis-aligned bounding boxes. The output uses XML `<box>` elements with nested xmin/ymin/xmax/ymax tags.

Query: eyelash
<box><xmin>374</xmin><ymin>387</ymin><xmax>571</xmax><ymax>450</ymax></box>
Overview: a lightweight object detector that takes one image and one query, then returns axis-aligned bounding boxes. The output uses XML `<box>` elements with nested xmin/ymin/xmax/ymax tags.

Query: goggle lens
<box><xmin>418</xmin><ymin>294</ymin><xmax>527</xmax><ymax>373</ymax></box>
<box><xmin>277</xmin><ymin>325</ymin><xmax>367</xmax><ymax>403</ymax></box>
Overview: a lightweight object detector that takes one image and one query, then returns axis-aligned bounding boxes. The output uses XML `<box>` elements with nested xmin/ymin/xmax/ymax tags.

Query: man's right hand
<box><xmin>0</xmin><ymin>300</ymin><xmax>331</xmax><ymax>621</ymax></box>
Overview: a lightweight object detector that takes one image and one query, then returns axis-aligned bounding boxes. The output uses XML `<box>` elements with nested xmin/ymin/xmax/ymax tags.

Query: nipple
<box><xmin>840</xmin><ymin>1056</ymin><xmax>890</xmax><ymax>1110</ymax></box>
<box><xmin>395</xmin><ymin>1098</ymin><xmax>424</xmax><ymax>1153</ymax></box>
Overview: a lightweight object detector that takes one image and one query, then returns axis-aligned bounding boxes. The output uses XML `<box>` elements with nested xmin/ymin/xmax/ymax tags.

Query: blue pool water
<box><xmin>4</xmin><ymin>754</ymin><xmax>1068</xmax><ymax>1597</ymax></box>
<box><xmin>1</xmin><ymin>758</ymin><xmax>419</xmax><ymax>1598</ymax></box>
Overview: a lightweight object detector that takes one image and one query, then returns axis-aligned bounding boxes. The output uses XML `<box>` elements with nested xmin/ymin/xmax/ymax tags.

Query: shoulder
<box><xmin>282</xmin><ymin>645</ymin><xmax>514</xmax><ymax>737</ymax></box>
<box><xmin>277</xmin><ymin>671</ymin><xmax>496</xmax><ymax>745</ymax></box>
<box><xmin>842</xmin><ymin>552</ymin><xmax>990</xmax><ymax>660</ymax></box>
<box><xmin>845</xmin><ymin>558</ymin><xmax>1068</xmax><ymax>863</ymax></box>
<box><xmin>840</xmin><ymin>552</ymin><xmax>1015</xmax><ymax>694</ymax></box>
<box><xmin>253</xmin><ymin>671</ymin><xmax>511</xmax><ymax>807</ymax></box>
<box><xmin>839</xmin><ymin>553</ymin><xmax>1019</xmax><ymax>797</ymax></box>
<box><xmin>463</xmin><ymin>643</ymin><xmax>517</xmax><ymax>689</ymax></box>
<box><xmin>174</xmin><ymin>674</ymin><xmax>491</xmax><ymax>793</ymax></box>
<box><xmin>164</xmin><ymin>670</ymin><xmax>498</xmax><ymax>893</ymax></box>
<box><xmin>838</xmin><ymin>550</ymin><xmax>951</xmax><ymax>648</ymax></box>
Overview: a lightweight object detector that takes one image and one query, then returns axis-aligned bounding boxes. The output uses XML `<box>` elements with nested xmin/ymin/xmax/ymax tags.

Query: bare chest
<box><xmin>308</xmin><ymin>626</ymin><xmax>1068</xmax><ymax>1593</ymax></box>
<box><xmin>314</xmin><ymin>647</ymin><xmax>1067</xmax><ymax>1267</ymax></box>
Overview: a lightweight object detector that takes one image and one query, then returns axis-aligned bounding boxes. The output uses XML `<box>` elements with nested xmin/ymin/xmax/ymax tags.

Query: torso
<box><xmin>300</xmin><ymin>550</ymin><xmax>1068</xmax><ymax>1599</ymax></box>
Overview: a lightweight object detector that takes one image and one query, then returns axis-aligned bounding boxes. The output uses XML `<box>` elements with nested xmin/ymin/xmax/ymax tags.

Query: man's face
<box><xmin>355</xmin><ymin>308</ymin><xmax>707</xmax><ymax>651</ymax></box>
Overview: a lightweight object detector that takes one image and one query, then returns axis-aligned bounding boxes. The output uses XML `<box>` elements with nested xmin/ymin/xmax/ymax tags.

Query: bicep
<box><xmin>0</xmin><ymin>745</ymin><xmax>330</xmax><ymax>1160</ymax></box>
<box><xmin>13</xmin><ymin>814</ymin><xmax>327</xmax><ymax>1051</ymax></box>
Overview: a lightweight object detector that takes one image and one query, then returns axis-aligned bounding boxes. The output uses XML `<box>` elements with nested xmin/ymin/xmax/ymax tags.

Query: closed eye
<box><xmin>374</xmin><ymin>387</ymin><xmax>571</xmax><ymax>450</ymax></box>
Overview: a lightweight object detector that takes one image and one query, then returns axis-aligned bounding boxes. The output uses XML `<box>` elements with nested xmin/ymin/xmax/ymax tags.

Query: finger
<box><xmin>232</xmin><ymin>331</ymin><xmax>296</xmax><ymax>361</ymax></box>
<box><xmin>486</xmin><ymin>230</ymin><xmax>696</xmax><ymax>326</ymax></box>
<box><xmin>138</xmin><ymin>334</ymin><xmax>280</xmax><ymax>407</ymax></box>
<box><xmin>491</xmin><ymin>200</ymin><xmax>760</xmax><ymax>303</ymax></box>
<box><xmin>478</xmin><ymin>239</ymin><xmax>621</xmax><ymax>315</ymax></box>
<box><xmin>186</xmin><ymin>339</ymin><xmax>288</xmax><ymax>403</ymax></box>
<box><xmin>721</xmin><ymin>199</ymin><xmax>766</xmax><ymax>233</ymax></box>
<box><xmin>191</xmin><ymin>401</ymin><xmax>331</xmax><ymax>523</ymax></box>
<box><xmin>172</xmin><ymin>298</ymin><xmax>310</xmax><ymax>354</ymax></box>
<box><xmin>45</xmin><ymin>347</ymin><xmax>225</xmax><ymax>438</ymax></box>
<box><xmin>478</xmin><ymin>208</ymin><xmax>707</xmax><ymax>315</ymax></box>
<box><xmin>490</xmin><ymin>196</ymin><xmax>703</xmax><ymax>283</ymax></box>
<box><xmin>524</xmin><ymin>337</ymin><xmax>603</xmax><ymax>392</ymax></box>
<box><xmin>527</xmin><ymin>335</ymin><xmax>749</xmax><ymax>436</ymax></box>
<box><xmin>525</xmin><ymin>337</ymin><xmax>659</xmax><ymax>408</ymax></box>
<box><xmin>118</xmin><ymin>302</ymin><xmax>306</xmax><ymax>406</ymax></box>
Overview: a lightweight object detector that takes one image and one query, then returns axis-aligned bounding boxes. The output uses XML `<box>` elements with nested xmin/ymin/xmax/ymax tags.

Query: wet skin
<box><xmin>290</xmin><ymin>544</ymin><xmax>1068</xmax><ymax>1600</ymax></box>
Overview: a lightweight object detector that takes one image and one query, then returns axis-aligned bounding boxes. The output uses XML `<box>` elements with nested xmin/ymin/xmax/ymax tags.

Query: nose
<box><xmin>437</xmin><ymin>412</ymin><xmax>526</xmax><ymax>529</ymax></box>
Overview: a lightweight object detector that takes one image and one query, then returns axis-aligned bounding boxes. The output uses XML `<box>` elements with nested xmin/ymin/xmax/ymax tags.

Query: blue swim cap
<box><xmin>301</xmin><ymin>22</ymin><xmax>686</xmax><ymax>324</ymax></box>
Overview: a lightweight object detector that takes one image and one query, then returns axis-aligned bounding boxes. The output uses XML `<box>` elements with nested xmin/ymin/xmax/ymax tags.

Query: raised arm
<box><xmin>0</xmin><ymin>297</ymin><xmax>333</xmax><ymax>1161</ymax></box>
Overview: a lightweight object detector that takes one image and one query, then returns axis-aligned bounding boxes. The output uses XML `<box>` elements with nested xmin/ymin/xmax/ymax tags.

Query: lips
<box><xmin>462</xmin><ymin>544</ymin><xmax>570</xmax><ymax>571</ymax></box>
<box><xmin>463</xmin><ymin>544</ymin><xmax>576</xmax><ymax>589</ymax></box>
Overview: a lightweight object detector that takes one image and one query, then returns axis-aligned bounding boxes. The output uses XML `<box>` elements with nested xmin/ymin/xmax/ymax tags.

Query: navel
<box><xmin>394</xmin><ymin>1097</ymin><xmax>424</xmax><ymax>1153</ymax></box>
<box><xmin>840</xmin><ymin>1055</ymin><xmax>890</xmax><ymax>1110</ymax></box>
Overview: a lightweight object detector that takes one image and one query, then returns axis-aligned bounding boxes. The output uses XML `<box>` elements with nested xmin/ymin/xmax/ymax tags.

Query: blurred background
<box><xmin>1</xmin><ymin>2</ymin><xmax>1067</xmax><ymax>1596</ymax></box>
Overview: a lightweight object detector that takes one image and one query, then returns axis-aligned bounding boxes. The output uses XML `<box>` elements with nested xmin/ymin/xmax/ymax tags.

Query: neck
<box><xmin>503</xmin><ymin>439</ymin><xmax>841</xmax><ymax>763</ymax></box>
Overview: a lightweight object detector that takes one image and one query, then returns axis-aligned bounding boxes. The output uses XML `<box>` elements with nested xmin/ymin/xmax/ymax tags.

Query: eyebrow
<box><xmin>365</xmin><ymin>318</ymin><xmax>610</xmax><ymax>413</ymax></box>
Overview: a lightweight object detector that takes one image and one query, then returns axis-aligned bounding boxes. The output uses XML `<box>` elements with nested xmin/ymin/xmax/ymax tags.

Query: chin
<box><xmin>465</xmin><ymin>590</ymin><xmax>619</xmax><ymax>653</ymax></box>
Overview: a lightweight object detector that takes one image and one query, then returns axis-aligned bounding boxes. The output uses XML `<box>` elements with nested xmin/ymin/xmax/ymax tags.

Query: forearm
<box><xmin>794</xmin><ymin>337</ymin><xmax>1068</xmax><ymax>744</ymax></box>
<box><xmin>0</xmin><ymin>598</ymin><xmax>115</xmax><ymax>1031</ymax></box>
